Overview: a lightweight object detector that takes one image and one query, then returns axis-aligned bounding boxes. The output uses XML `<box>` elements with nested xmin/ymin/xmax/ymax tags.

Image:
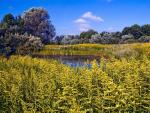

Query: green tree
<box><xmin>0</xmin><ymin>14</ymin><xmax>25</xmax><ymax>35</ymax></box>
<box><xmin>80</xmin><ymin>29</ymin><xmax>98</xmax><ymax>39</ymax></box>
<box><xmin>1</xmin><ymin>13</ymin><xmax>15</xmax><ymax>28</ymax></box>
<box><xmin>22</xmin><ymin>8</ymin><xmax>56</xmax><ymax>44</ymax></box>
<box><xmin>122</xmin><ymin>24</ymin><xmax>143</xmax><ymax>39</ymax></box>
<box><xmin>141</xmin><ymin>24</ymin><xmax>150</xmax><ymax>36</ymax></box>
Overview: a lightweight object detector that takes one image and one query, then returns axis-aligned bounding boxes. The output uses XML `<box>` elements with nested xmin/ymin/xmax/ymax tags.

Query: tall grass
<box><xmin>0</xmin><ymin>55</ymin><xmax>149</xmax><ymax>112</ymax></box>
<box><xmin>34</xmin><ymin>43</ymin><xmax>150</xmax><ymax>59</ymax></box>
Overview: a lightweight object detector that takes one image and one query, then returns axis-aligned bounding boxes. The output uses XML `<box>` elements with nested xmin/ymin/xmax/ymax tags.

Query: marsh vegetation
<box><xmin>0</xmin><ymin>7</ymin><xmax>150</xmax><ymax>113</ymax></box>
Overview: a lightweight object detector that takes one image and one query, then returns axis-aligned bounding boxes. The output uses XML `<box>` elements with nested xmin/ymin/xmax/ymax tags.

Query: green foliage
<box><xmin>0</xmin><ymin>33</ymin><xmax>43</xmax><ymax>56</ymax></box>
<box><xmin>23</xmin><ymin>7</ymin><xmax>56</xmax><ymax>44</ymax></box>
<box><xmin>55</xmin><ymin>24</ymin><xmax>150</xmax><ymax>45</ymax></box>
<box><xmin>1</xmin><ymin>13</ymin><xmax>15</xmax><ymax>28</ymax></box>
<box><xmin>0</xmin><ymin>8</ymin><xmax>56</xmax><ymax>45</ymax></box>
<box><xmin>0</xmin><ymin>54</ymin><xmax>149</xmax><ymax>113</ymax></box>
<box><xmin>122</xmin><ymin>24</ymin><xmax>143</xmax><ymax>39</ymax></box>
<box><xmin>138</xmin><ymin>36</ymin><xmax>150</xmax><ymax>42</ymax></box>
<box><xmin>0</xmin><ymin>14</ymin><xmax>25</xmax><ymax>35</ymax></box>
<box><xmin>80</xmin><ymin>29</ymin><xmax>98</xmax><ymax>39</ymax></box>
<box><xmin>35</xmin><ymin>43</ymin><xmax>150</xmax><ymax>60</ymax></box>
<box><xmin>141</xmin><ymin>24</ymin><xmax>150</xmax><ymax>36</ymax></box>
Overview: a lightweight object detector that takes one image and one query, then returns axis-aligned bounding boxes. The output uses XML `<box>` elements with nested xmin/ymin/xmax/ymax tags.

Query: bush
<box><xmin>138</xmin><ymin>36</ymin><xmax>150</xmax><ymax>42</ymax></box>
<box><xmin>61</xmin><ymin>35</ymin><xmax>80</xmax><ymax>45</ymax></box>
<box><xmin>122</xmin><ymin>24</ymin><xmax>143</xmax><ymax>39</ymax></box>
<box><xmin>0</xmin><ymin>33</ymin><xmax>43</xmax><ymax>56</ymax></box>
<box><xmin>141</xmin><ymin>24</ymin><xmax>150</xmax><ymax>36</ymax></box>
<box><xmin>89</xmin><ymin>34</ymin><xmax>102</xmax><ymax>43</ymax></box>
<box><xmin>90</xmin><ymin>32</ymin><xmax>120</xmax><ymax>44</ymax></box>
<box><xmin>80</xmin><ymin>29</ymin><xmax>98</xmax><ymax>39</ymax></box>
<box><xmin>120</xmin><ymin>34</ymin><xmax>135</xmax><ymax>44</ymax></box>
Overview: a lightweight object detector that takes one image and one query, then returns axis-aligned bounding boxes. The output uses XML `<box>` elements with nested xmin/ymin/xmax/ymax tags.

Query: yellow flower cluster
<box><xmin>0</xmin><ymin>55</ymin><xmax>149</xmax><ymax>112</ymax></box>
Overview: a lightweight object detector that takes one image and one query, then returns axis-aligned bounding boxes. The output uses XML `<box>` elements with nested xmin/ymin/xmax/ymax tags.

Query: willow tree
<box><xmin>22</xmin><ymin>8</ymin><xmax>56</xmax><ymax>44</ymax></box>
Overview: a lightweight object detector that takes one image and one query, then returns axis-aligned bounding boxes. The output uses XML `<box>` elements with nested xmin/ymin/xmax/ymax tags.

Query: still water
<box><xmin>33</xmin><ymin>55</ymin><xmax>100</xmax><ymax>68</ymax></box>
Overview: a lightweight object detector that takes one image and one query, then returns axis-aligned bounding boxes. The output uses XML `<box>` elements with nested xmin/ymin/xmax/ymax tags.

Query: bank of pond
<box><xmin>0</xmin><ymin>43</ymin><xmax>150</xmax><ymax>112</ymax></box>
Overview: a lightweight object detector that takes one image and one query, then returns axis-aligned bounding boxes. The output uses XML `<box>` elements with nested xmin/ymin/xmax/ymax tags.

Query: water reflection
<box><xmin>33</xmin><ymin>55</ymin><xmax>100</xmax><ymax>68</ymax></box>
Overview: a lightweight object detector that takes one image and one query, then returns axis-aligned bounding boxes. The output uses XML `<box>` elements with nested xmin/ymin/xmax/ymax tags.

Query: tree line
<box><xmin>0</xmin><ymin>7</ymin><xmax>55</xmax><ymax>56</ymax></box>
<box><xmin>54</xmin><ymin>24</ymin><xmax>150</xmax><ymax>44</ymax></box>
<box><xmin>0</xmin><ymin>7</ymin><xmax>150</xmax><ymax>56</ymax></box>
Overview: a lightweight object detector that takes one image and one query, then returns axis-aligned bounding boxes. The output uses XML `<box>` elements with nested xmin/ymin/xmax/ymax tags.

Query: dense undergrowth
<box><xmin>0</xmin><ymin>52</ymin><xmax>150</xmax><ymax>112</ymax></box>
<box><xmin>0</xmin><ymin>43</ymin><xmax>150</xmax><ymax>112</ymax></box>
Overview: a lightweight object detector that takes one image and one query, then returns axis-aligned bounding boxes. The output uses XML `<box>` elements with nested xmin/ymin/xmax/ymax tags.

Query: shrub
<box><xmin>90</xmin><ymin>32</ymin><xmax>120</xmax><ymax>44</ymax></box>
<box><xmin>122</xmin><ymin>24</ymin><xmax>143</xmax><ymax>39</ymax></box>
<box><xmin>61</xmin><ymin>35</ymin><xmax>80</xmax><ymax>45</ymax></box>
<box><xmin>120</xmin><ymin>34</ymin><xmax>135</xmax><ymax>44</ymax></box>
<box><xmin>0</xmin><ymin>33</ymin><xmax>43</xmax><ymax>56</ymax></box>
<box><xmin>141</xmin><ymin>24</ymin><xmax>150</xmax><ymax>36</ymax></box>
<box><xmin>138</xmin><ymin>36</ymin><xmax>150</xmax><ymax>42</ymax></box>
<box><xmin>89</xmin><ymin>34</ymin><xmax>102</xmax><ymax>43</ymax></box>
<box><xmin>80</xmin><ymin>29</ymin><xmax>98</xmax><ymax>39</ymax></box>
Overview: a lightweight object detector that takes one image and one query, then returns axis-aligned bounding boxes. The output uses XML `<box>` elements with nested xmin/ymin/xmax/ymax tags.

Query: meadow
<box><xmin>34</xmin><ymin>43</ymin><xmax>150</xmax><ymax>59</ymax></box>
<box><xmin>0</xmin><ymin>43</ymin><xmax>150</xmax><ymax>113</ymax></box>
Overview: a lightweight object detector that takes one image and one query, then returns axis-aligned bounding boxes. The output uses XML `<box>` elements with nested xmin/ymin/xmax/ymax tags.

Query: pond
<box><xmin>33</xmin><ymin>55</ymin><xmax>100</xmax><ymax>68</ymax></box>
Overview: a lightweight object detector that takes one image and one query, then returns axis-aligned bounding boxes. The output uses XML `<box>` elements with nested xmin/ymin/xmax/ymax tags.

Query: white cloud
<box><xmin>74</xmin><ymin>18</ymin><xmax>90</xmax><ymax>32</ymax></box>
<box><xmin>74</xmin><ymin>12</ymin><xmax>104</xmax><ymax>32</ymax></box>
<box><xmin>74</xmin><ymin>18</ymin><xmax>90</xmax><ymax>31</ymax></box>
<box><xmin>74</xmin><ymin>18</ymin><xmax>87</xmax><ymax>24</ymax></box>
<box><xmin>82</xmin><ymin>12</ymin><xmax>104</xmax><ymax>22</ymax></box>
<box><xmin>79</xmin><ymin>23</ymin><xmax>90</xmax><ymax>31</ymax></box>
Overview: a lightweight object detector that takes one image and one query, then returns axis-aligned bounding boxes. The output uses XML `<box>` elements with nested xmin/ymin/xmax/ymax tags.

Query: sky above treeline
<box><xmin>0</xmin><ymin>0</ymin><xmax>150</xmax><ymax>35</ymax></box>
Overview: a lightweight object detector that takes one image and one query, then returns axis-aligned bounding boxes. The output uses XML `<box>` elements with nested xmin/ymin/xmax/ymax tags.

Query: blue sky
<box><xmin>0</xmin><ymin>0</ymin><xmax>150</xmax><ymax>35</ymax></box>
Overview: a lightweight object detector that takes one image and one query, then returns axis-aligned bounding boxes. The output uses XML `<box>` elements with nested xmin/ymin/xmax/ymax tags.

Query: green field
<box><xmin>0</xmin><ymin>43</ymin><xmax>150</xmax><ymax>113</ymax></box>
